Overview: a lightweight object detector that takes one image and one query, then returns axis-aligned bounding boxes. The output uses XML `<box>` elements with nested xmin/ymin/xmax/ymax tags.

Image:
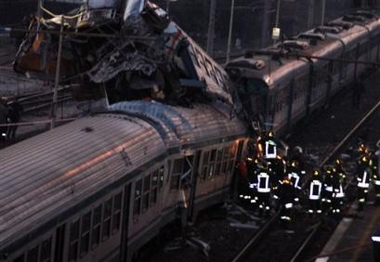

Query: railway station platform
<box><xmin>316</xmin><ymin>202</ymin><xmax>380</xmax><ymax>262</ymax></box>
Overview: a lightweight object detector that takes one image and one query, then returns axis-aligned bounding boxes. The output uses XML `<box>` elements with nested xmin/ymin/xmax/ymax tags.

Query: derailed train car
<box><xmin>1</xmin><ymin>1</ymin><xmax>249</xmax><ymax>262</ymax></box>
<box><xmin>0</xmin><ymin>101</ymin><xmax>247</xmax><ymax>262</ymax></box>
<box><xmin>225</xmin><ymin>10</ymin><xmax>380</xmax><ymax>136</ymax></box>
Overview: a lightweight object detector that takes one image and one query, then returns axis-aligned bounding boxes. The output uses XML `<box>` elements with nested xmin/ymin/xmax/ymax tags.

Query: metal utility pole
<box><xmin>321</xmin><ymin>0</ymin><xmax>326</xmax><ymax>25</ymax></box>
<box><xmin>275</xmin><ymin>0</ymin><xmax>281</xmax><ymax>28</ymax></box>
<box><xmin>261</xmin><ymin>0</ymin><xmax>270</xmax><ymax>47</ymax></box>
<box><xmin>51</xmin><ymin>15</ymin><xmax>64</xmax><ymax>129</ymax></box>
<box><xmin>226</xmin><ymin>0</ymin><xmax>235</xmax><ymax>63</ymax></box>
<box><xmin>206</xmin><ymin>0</ymin><xmax>217</xmax><ymax>55</ymax></box>
<box><xmin>307</xmin><ymin>0</ymin><xmax>314</xmax><ymax>28</ymax></box>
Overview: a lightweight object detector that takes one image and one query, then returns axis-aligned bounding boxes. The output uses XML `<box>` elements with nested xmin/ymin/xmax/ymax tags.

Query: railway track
<box><xmin>231</xmin><ymin>100</ymin><xmax>380</xmax><ymax>262</ymax></box>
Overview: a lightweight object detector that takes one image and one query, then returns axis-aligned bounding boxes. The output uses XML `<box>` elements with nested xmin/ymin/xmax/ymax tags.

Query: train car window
<box><xmin>166</xmin><ymin>161</ymin><xmax>171</xmax><ymax>183</ymax></box>
<box><xmin>221</xmin><ymin>147</ymin><xmax>229</xmax><ymax>174</ymax></box>
<box><xmin>142</xmin><ymin>175</ymin><xmax>151</xmax><ymax>212</ymax></box>
<box><xmin>91</xmin><ymin>205</ymin><xmax>102</xmax><ymax>249</ymax></box>
<box><xmin>102</xmin><ymin>198</ymin><xmax>113</xmax><ymax>241</ymax></box>
<box><xmin>150</xmin><ymin>170</ymin><xmax>159</xmax><ymax>206</ymax></box>
<box><xmin>133</xmin><ymin>179</ymin><xmax>142</xmax><ymax>216</ymax></box>
<box><xmin>200</xmin><ymin>151</ymin><xmax>210</xmax><ymax>181</ymax></box>
<box><xmin>112</xmin><ymin>192</ymin><xmax>122</xmax><ymax>234</ymax></box>
<box><xmin>68</xmin><ymin>220</ymin><xmax>80</xmax><ymax>262</ymax></box>
<box><xmin>159</xmin><ymin>165</ymin><xmax>164</xmax><ymax>189</ymax></box>
<box><xmin>215</xmin><ymin>148</ymin><xmax>224</xmax><ymax>176</ymax></box>
<box><xmin>207</xmin><ymin>149</ymin><xmax>217</xmax><ymax>179</ymax></box>
<box><xmin>227</xmin><ymin>143</ymin><xmax>237</xmax><ymax>173</ymax></box>
<box><xmin>40</xmin><ymin>238</ymin><xmax>52</xmax><ymax>262</ymax></box>
<box><xmin>170</xmin><ymin>158</ymin><xmax>183</xmax><ymax>190</ymax></box>
<box><xmin>80</xmin><ymin>211</ymin><xmax>91</xmax><ymax>257</ymax></box>
<box><xmin>13</xmin><ymin>254</ymin><xmax>24</xmax><ymax>262</ymax></box>
<box><xmin>26</xmin><ymin>245</ymin><xmax>38</xmax><ymax>262</ymax></box>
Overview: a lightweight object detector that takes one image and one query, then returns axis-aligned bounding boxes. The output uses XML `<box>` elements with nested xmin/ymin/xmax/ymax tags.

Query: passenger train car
<box><xmin>0</xmin><ymin>101</ymin><xmax>247</xmax><ymax>262</ymax></box>
<box><xmin>225</xmin><ymin>10</ymin><xmax>380</xmax><ymax>135</ymax></box>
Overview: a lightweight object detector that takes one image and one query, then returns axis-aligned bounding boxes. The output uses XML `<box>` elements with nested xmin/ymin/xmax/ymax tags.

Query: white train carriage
<box><xmin>225</xmin><ymin>10</ymin><xmax>380</xmax><ymax>136</ymax></box>
<box><xmin>0</xmin><ymin>101</ymin><xmax>247</xmax><ymax>262</ymax></box>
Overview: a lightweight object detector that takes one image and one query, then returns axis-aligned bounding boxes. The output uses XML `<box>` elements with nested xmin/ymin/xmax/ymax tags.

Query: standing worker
<box><xmin>6</xmin><ymin>98</ymin><xmax>23</xmax><ymax>140</ymax></box>
<box><xmin>275</xmin><ymin>177</ymin><xmax>296</xmax><ymax>228</ymax></box>
<box><xmin>256</xmin><ymin>162</ymin><xmax>272</xmax><ymax>217</ymax></box>
<box><xmin>0</xmin><ymin>98</ymin><xmax>9</xmax><ymax>142</ymax></box>
<box><xmin>356</xmin><ymin>154</ymin><xmax>371</xmax><ymax>211</ymax></box>
<box><xmin>307</xmin><ymin>169</ymin><xmax>323</xmax><ymax>216</ymax></box>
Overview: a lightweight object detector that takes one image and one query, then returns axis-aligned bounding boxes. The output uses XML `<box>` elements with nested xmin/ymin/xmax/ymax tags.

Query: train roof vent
<box><xmin>280</xmin><ymin>40</ymin><xmax>309</xmax><ymax>50</ymax></box>
<box><xmin>314</xmin><ymin>25</ymin><xmax>343</xmax><ymax>34</ymax></box>
<box><xmin>327</xmin><ymin>20</ymin><xmax>354</xmax><ymax>30</ymax></box>
<box><xmin>298</xmin><ymin>32</ymin><xmax>326</xmax><ymax>41</ymax></box>
<box><xmin>342</xmin><ymin>14</ymin><xmax>366</xmax><ymax>22</ymax></box>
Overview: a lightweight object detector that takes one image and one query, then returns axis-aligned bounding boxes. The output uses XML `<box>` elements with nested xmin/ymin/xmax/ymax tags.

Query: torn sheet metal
<box><xmin>13</xmin><ymin>0</ymin><xmax>239</xmax><ymax>110</ymax></box>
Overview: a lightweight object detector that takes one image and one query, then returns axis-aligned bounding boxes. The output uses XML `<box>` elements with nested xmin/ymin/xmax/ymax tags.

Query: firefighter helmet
<box><xmin>268</xmin><ymin>131</ymin><xmax>274</xmax><ymax>138</ymax></box>
<box><xmin>313</xmin><ymin>169</ymin><xmax>320</xmax><ymax>177</ymax></box>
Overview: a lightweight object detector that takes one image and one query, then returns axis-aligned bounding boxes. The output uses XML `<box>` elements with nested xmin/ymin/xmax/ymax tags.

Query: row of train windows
<box><xmin>133</xmin><ymin>166</ymin><xmax>165</xmax><ymax>217</ymax></box>
<box><xmin>13</xmin><ymin>238</ymin><xmax>52</xmax><ymax>262</ymax></box>
<box><xmin>200</xmin><ymin>146</ymin><xmax>236</xmax><ymax>181</ymax></box>
<box><xmin>68</xmin><ymin>192</ymin><xmax>123</xmax><ymax>261</ymax></box>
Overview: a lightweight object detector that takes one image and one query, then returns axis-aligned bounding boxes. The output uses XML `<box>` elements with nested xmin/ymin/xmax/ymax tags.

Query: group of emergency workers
<box><xmin>238</xmin><ymin>131</ymin><xmax>380</xmax><ymax>228</ymax></box>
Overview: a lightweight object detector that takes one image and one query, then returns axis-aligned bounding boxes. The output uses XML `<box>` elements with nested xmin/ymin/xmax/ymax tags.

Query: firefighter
<box><xmin>321</xmin><ymin>166</ymin><xmax>334</xmax><ymax>212</ymax></box>
<box><xmin>307</xmin><ymin>169</ymin><xmax>323</xmax><ymax>216</ymax></box>
<box><xmin>369</xmin><ymin>149</ymin><xmax>380</xmax><ymax>205</ymax></box>
<box><xmin>331</xmin><ymin>159</ymin><xmax>346</xmax><ymax>214</ymax></box>
<box><xmin>256</xmin><ymin>130</ymin><xmax>279</xmax><ymax>160</ymax></box>
<box><xmin>269</xmin><ymin>154</ymin><xmax>287</xmax><ymax>191</ymax></box>
<box><xmin>276</xmin><ymin>177</ymin><xmax>296</xmax><ymax>227</ymax></box>
<box><xmin>256</xmin><ymin>162</ymin><xmax>272</xmax><ymax>217</ymax></box>
<box><xmin>287</xmin><ymin>160</ymin><xmax>302</xmax><ymax>203</ymax></box>
<box><xmin>356</xmin><ymin>154</ymin><xmax>371</xmax><ymax>211</ymax></box>
<box><xmin>245</xmin><ymin>156</ymin><xmax>262</xmax><ymax>209</ymax></box>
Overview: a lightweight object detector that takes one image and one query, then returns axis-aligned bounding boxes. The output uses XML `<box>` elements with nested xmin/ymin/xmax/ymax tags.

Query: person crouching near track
<box><xmin>307</xmin><ymin>169</ymin><xmax>323</xmax><ymax>217</ymax></box>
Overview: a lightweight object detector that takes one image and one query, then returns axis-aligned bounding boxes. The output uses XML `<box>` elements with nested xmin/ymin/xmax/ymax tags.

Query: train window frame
<box><xmin>215</xmin><ymin>148</ymin><xmax>224</xmax><ymax>176</ymax></box>
<box><xmin>91</xmin><ymin>204</ymin><xmax>103</xmax><ymax>249</ymax></box>
<box><xmin>40</xmin><ymin>237</ymin><xmax>52</xmax><ymax>262</ymax></box>
<box><xmin>150</xmin><ymin>169</ymin><xmax>159</xmax><ymax>207</ymax></box>
<box><xmin>170</xmin><ymin>158</ymin><xmax>184</xmax><ymax>191</ymax></box>
<box><xmin>207</xmin><ymin>149</ymin><xmax>217</xmax><ymax>179</ymax></box>
<box><xmin>112</xmin><ymin>192</ymin><xmax>123</xmax><ymax>234</ymax></box>
<box><xmin>68</xmin><ymin>219</ymin><xmax>80</xmax><ymax>262</ymax></box>
<box><xmin>142</xmin><ymin>174</ymin><xmax>151</xmax><ymax>213</ymax></box>
<box><xmin>102</xmin><ymin>197</ymin><xmax>113</xmax><ymax>241</ymax></box>
<box><xmin>200</xmin><ymin>151</ymin><xmax>210</xmax><ymax>181</ymax></box>
<box><xmin>159</xmin><ymin>165</ymin><xmax>165</xmax><ymax>189</ymax></box>
<box><xmin>79</xmin><ymin>211</ymin><xmax>91</xmax><ymax>258</ymax></box>
<box><xmin>133</xmin><ymin>179</ymin><xmax>142</xmax><ymax>217</ymax></box>
<box><xmin>26</xmin><ymin>244</ymin><xmax>39</xmax><ymax>262</ymax></box>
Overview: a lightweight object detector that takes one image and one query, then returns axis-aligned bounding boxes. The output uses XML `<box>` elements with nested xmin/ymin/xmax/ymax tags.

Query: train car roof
<box><xmin>0</xmin><ymin>102</ymin><xmax>246</xmax><ymax>250</ymax></box>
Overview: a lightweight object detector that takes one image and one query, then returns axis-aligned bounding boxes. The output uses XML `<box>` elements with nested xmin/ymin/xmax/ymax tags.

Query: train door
<box><xmin>186</xmin><ymin>150</ymin><xmax>201</xmax><ymax>223</ymax></box>
<box><xmin>119</xmin><ymin>183</ymin><xmax>131</xmax><ymax>262</ymax></box>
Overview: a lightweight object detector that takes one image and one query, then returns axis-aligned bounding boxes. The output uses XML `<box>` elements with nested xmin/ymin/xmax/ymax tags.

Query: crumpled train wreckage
<box><xmin>13</xmin><ymin>0</ymin><xmax>240</xmax><ymax>111</ymax></box>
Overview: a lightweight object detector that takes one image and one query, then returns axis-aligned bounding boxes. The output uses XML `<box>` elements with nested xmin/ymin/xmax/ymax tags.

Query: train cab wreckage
<box><xmin>13</xmin><ymin>0</ymin><xmax>241</xmax><ymax>113</ymax></box>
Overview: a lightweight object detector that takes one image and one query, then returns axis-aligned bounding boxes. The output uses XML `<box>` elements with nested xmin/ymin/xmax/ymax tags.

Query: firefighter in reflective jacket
<box><xmin>287</xmin><ymin>160</ymin><xmax>301</xmax><ymax>203</ymax></box>
<box><xmin>256</xmin><ymin>163</ymin><xmax>272</xmax><ymax>217</ymax></box>
<box><xmin>321</xmin><ymin>166</ymin><xmax>334</xmax><ymax>212</ymax></box>
<box><xmin>331</xmin><ymin>159</ymin><xmax>346</xmax><ymax>214</ymax></box>
<box><xmin>246</xmin><ymin>156</ymin><xmax>261</xmax><ymax>208</ymax></box>
<box><xmin>276</xmin><ymin>177</ymin><xmax>296</xmax><ymax>225</ymax></box>
<box><xmin>356</xmin><ymin>154</ymin><xmax>371</xmax><ymax>211</ymax></box>
<box><xmin>373</xmin><ymin>149</ymin><xmax>380</xmax><ymax>205</ymax></box>
<box><xmin>256</xmin><ymin>130</ymin><xmax>278</xmax><ymax>160</ymax></box>
<box><xmin>308</xmin><ymin>169</ymin><xmax>323</xmax><ymax>215</ymax></box>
